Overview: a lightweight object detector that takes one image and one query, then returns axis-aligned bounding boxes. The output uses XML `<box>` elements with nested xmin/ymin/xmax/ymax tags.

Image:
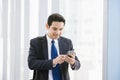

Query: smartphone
<box><xmin>67</xmin><ymin>50</ymin><xmax>76</xmax><ymax>58</ymax></box>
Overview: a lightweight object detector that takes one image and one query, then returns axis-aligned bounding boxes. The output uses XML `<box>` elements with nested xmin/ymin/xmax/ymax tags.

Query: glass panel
<box><xmin>60</xmin><ymin>0</ymin><xmax>103</xmax><ymax>80</ymax></box>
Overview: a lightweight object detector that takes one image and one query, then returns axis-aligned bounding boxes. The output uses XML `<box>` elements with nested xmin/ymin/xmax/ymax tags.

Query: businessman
<box><xmin>28</xmin><ymin>13</ymin><xmax>80</xmax><ymax>80</ymax></box>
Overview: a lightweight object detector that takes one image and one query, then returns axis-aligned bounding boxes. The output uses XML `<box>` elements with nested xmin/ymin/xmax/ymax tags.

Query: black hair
<box><xmin>47</xmin><ymin>13</ymin><xmax>65</xmax><ymax>26</ymax></box>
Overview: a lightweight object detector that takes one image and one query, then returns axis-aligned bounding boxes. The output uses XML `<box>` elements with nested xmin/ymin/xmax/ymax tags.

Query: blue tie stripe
<box><xmin>51</xmin><ymin>40</ymin><xmax>61</xmax><ymax>80</ymax></box>
<box><xmin>51</xmin><ymin>40</ymin><xmax>58</xmax><ymax>59</ymax></box>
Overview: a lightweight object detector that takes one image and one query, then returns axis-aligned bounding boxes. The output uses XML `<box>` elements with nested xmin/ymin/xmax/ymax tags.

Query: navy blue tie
<box><xmin>51</xmin><ymin>40</ymin><xmax>61</xmax><ymax>80</ymax></box>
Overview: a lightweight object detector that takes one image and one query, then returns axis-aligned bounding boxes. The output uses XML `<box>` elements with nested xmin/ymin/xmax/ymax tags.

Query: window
<box><xmin>59</xmin><ymin>0</ymin><xmax>104</xmax><ymax>80</ymax></box>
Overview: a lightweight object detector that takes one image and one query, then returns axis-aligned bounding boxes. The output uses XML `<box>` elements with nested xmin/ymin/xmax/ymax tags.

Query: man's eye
<box><xmin>60</xmin><ymin>29</ymin><xmax>63</xmax><ymax>31</ymax></box>
<box><xmin>53</xmin><ymin>29</ymin><xmax>57</xmax><ymax>30</ymax></box>
<box><xmin>53</xmin><ymin>28</ymin><xmax>57</xmax><ymax>30</ymax></box>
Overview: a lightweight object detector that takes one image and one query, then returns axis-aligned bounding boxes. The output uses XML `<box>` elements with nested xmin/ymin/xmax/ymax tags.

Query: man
<box><xmin>28</xmin><ymin>13</ymin><xmax>80</xmax><ymax>80</ymax></box>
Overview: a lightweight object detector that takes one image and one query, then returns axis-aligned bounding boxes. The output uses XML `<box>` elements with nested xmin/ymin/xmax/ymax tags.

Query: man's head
<box><xmin>46</xmin><ymin>13</ymin><xmax>65</xmax><ymax>39</ymax></box>
<box><xmin>47</xmin><ymin>13</ymin><xmax>65</xmax><ymax>26</ymax></box>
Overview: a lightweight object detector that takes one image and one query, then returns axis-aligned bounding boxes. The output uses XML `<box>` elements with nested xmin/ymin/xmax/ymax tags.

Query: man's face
<box><xmin>46</xmin><ymin>21</ymin><xmax>64</xmax><ymax>39</ymax></box>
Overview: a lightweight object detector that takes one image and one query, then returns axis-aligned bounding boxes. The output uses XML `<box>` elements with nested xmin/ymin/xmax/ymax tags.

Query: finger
<box><xmin>65</xmin><ymin>57</ymin><xmax>71</xmax><ymax>62</ymax></box>
<box><xmin>60</xmin><ymin>55</ymin><xmax>66</xmax><ymax>60</ymax></box>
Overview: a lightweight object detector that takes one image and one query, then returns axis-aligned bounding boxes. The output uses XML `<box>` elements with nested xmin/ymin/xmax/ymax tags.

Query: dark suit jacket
<box><xmin>28</xmin><ymin>35</ymin><xmax>80</xmax><ymax>80</ymax></box>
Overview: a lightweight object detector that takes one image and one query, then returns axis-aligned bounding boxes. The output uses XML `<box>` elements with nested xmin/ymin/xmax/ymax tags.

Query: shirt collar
<box><xmin>46</xmin><ymin>34</ymin><xmax>58</xmax><ymax>44</ymax></box>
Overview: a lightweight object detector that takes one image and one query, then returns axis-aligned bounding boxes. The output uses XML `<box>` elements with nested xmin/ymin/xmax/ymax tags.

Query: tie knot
<box><xmin>51</xmin><ymin>40</ymin><xmax>55</xmax><ymax>44</ymax></box>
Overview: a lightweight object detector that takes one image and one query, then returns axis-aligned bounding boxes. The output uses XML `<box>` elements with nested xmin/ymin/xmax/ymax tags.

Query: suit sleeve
<box><xmin>69</xmin><ymin>40</ymin><xmax>81</xmax><ymax>70</ymax></box>
<box><xmin>71</xmin><ymin>57</ymin><xmax>81</xmax><ymax>70</ymax></box>
<box><xmin>28</xmin><ymin>39</ymin><xmax>53</xmax><ymax>70</ymax></box>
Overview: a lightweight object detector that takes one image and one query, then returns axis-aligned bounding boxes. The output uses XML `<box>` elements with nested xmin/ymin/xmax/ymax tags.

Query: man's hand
<box><xmin>65</xmin><ymin>53</ymin><xmax>75</xmax><ymax>65</ymax></box>
<box><xmin>53</xmin><ymin>55</ymin><xmax>66</xmax><ymax>66</ymax></box>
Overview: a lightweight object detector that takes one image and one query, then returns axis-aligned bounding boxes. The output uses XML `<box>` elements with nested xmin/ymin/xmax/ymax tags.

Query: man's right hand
<box><xmin>53</xmin><ymin>55</ymin><xmax>66</xmax><ymax>66</ymax></box>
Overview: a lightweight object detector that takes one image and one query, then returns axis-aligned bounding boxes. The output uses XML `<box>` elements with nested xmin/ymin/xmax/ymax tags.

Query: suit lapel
<box><xmin>58</xmin><ymin>37</ymin><xmax>64</xmax><ymax>55</ymax></box>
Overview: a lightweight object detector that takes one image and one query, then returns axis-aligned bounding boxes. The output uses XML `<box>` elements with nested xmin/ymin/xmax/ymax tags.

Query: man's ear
<box><xmin>46</xmin><ymin>24</ymin><xmax>49</xmax><ymax>30</ymax></box>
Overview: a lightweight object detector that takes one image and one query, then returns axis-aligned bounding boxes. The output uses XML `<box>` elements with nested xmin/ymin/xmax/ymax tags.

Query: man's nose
<box><xmin>56</xmin><ymin>30</ymin><xmax>60</xmax><ymax>34</ymax></box>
